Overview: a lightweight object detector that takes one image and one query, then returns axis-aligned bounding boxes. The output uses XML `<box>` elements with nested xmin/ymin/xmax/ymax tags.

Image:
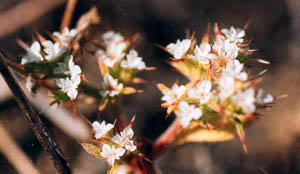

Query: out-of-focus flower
<box><xmin>42</xmin><ymin>40</ymin><xmax>66</xmax><ymax>61</ymax></box>
<box><xmin>100</xmin><ymin>144</ymin><xmax>125</xmax><ymax>166</ymax></box>
<box><xmin>107</xmin><ymin>42</ymin><xmax>127</xmax><ymax>59</ymax></box>
<box><xmin>221</xmin><ymin>26</ymin><xmax>245</xmax><ymax>43</ymax></box>
<box><xmin>53</xmin><ymin>55</ymin><xmax>81</xmax><ymax>77</ymax></box>
<box><xmin>178</xmin><ymin>101</ymin><xmax>202</xmax><ymax>127</ymax></box>
<box><xmin>167</xmin><ymin>39</ymin><xmax>191</xmax><ymax>59</ymax></box>
<box><xmin>114</xmin><ymin>165</ymin><xmax>131</xmax><ymax>174</ymax></box>
<box><xmin>188</xmin><ymin>80</ymin><xmax>212</xmax><ymax>104</ymax></box>
<box><xmin>213</xmin><ymin>39</ymin><xmax>239</xmax><ymax>59</ymax></box>
<box><xmin>102</xmin><ymin>31</ymin><xmax>124</xmax><ymax>45</ymax></box>
<box><xmin>56</xmin><ymin>75</ymin><xmax>81</xmax><ymax>100</ymax></box>
<box><xmin>112</xmin><ymin>126</ymin><xmax>136</xmax><ymax>152</ymax></box>
<box><xmin>97</xmin><ymin>41</ymin><xmax>127</xmax><ymax>68</ymax></box>
<box><xmin>101</xmin><ymin>74</ymin><xmax>124</xmax><ymax>97</ymax></box>
<box><xmin>21</xmin><ymin>41</ymin><xmax>43</xmax><ymax>64</ymax></box>
<box><xmin>231</xmin><ymin>88</ymin><xmax>256</xmax><ymax>114</ymax></box>
<box><xmin>218</xmin><ymin>71</ymin><xmax>235</xmax><ymax>100</ymax></box>
<box><xmin>161</xmin><ymin>84</ymin><xmax>186</xmax><ymax>105</ymax></box>
<box><xmin>92</xmin><ymin>121</ymin><xmax>114</xmax><ymax>139</ymax></box>
<box><xmin>53</xmin><ymin>27</ymin><xmax>78</xmax><ymax>43</ymax></box>
<box><xmin>256</xmin><ymin>88</ymin><xmax>274</xmax><ymax>105</ymax></box>
<box><xmin>121</xmin><ymin>50</ymin><xmax>146</xmax><ymax>70</ymax></box>
<box><xmin>224</xmin><ymin>59</ymin><xmax>247</xmax><ymax>81</ymax></box>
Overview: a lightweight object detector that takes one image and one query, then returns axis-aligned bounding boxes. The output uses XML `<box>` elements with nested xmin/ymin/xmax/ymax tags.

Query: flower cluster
<box><xmin>157</xmin><ymin>25</ymin><xmax>273</xmax><ymax>147</ymax></box>
<box><xmin>20</xmin><ymin>27</ymin><xmax>82</xmax><ymax>101</ymax></box>
<box><xmin>84</xmin><ymin>120</ymin><xmax>137</xmax><ymax>167</ymax></box>
<box><xmin>96</xmin><ymin>31</ymin><xmax>147</xmax><ymax>98</ymax></box>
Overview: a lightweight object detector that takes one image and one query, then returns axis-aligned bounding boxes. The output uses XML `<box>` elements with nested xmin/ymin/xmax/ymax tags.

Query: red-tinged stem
<box><xmin>153</xmin><ymin>118</ymin><xmax>182</xmax><ymax>160</ymax></box>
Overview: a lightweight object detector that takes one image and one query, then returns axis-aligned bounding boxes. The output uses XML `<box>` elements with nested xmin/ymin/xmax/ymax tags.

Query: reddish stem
<box><xmin>152</xmin><ymin>118</ymin><xmax>182</xmax><ymax>160</ymax></box>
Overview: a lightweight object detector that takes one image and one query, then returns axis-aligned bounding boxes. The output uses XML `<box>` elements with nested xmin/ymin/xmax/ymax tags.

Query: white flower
<box><xmin>67</xmin><ymin>56</ymin><xmax>81</xmax><ymax>77</ymax></box>
<box><xmin>121</xmin><ymin>50</ymin><xmax>146</xmax><ymax>70</ymax></box>
<box><xmin>100</xmin><ymin>144</ymin><xmax>125</xmax><ymax>166</ymax></box>
<box><xmin>161</xmin><ymin>84</ymin><xmax>186</xmax><ymax>105</ymax></box>
<box><xmin>188</xmin><ymin>80</ymin><xmax>212</xmax><ymax>104</ymax></box>
<box><xmin>56</xmin><ymin>75</ymin><xmax>81</xmax><ymax>100</ymax></box>
<box><xmin>213</xmin><ymin>39</ymin><xmax>239</xmax><ymax>59</ymax></box>
<box><xmin>112</xmin><ymin>126</ymin><xmax>136</xmax><ymax>152</ymax></box>
<box><xmin>218</xmin><ymin>71</ymin><xmax>235</xmax><ymax>100</ymax></box>
<box><xmin>92</xmin><ymin>121</ymin><xmax>114</xmax><ymax>139</ymax></box>
<box><xmin>192</xmin><ymin>44</ymin><xmax>217</xmax><ymax>64</ymax></box>
<box><xmin>224</xmin><ymin>59</ymin><xmax>247</xmax><ymax>81</ymax></box>
<box><xmin>256</xmin><ymin>88</ymin><xmax>273</xmax><ymax>105</ymax></box>
<box><xmin>178</xmin><ymin>101</ymin><xmax>202</xmax><ymax>127</ymax></box>
<box><xmin>101</xmin><ymin>74</ymin><xmax>124</xmax><ymax>97</ymax></box>
<box><xmin>21</xmin><ymin>41</ymin><xmax>43</xmax><ymax>64</ymax></box>
<box><xmin>106</xmin><ymin>42</ymin><xmax>127</xmax><ymax>59</ymax></box>
<box><xmin>167</xmin><ymin>39</ymin><xmax>191</xmax><ymax>59</ymax></box>
<box><xmin>231</xmin><ymin>88</ymin><xmax>256</xmax><ymax>114</ymax></box>
<box><xmin>221</xmin><ymin>26</ymin><xmax>245</xmax><ymax>43</ymax></box>
<box><xmin>53</xmin><ymin>55</ymin><xmax>81</xmax><ymax>77</ymax></box>
<box><xmin>102</xmin><ymin>31</ymin><xmax>124</xmax><ymax>45</ymax></box>
<box><xmin>53</xmin><ymin>27</ymin><xmax>78</xmax><ymax>43</ymax></box>
<box><xmin>97</xmin><ymin>49</ymin><xmax>119</xmax><ymax>68</ymax></box>
<box><xmin>97</xmin><ymin>42</ymin><xmax>127</xmax><ymax>68</ymax></box>
<box><xmin>42</xmin><ymin>40</ymin><xmax>66</xmax><ymax>61</ymax></box>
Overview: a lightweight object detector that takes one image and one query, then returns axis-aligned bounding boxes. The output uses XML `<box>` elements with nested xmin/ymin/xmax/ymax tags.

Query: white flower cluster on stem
<box><xmin>21</xmin><ymin>27</ymin><xmax>78</xmax><ymax>65</ymax></box>
<box><xmin>161</xmin><ymin>83</ymin><xmax>186</xmax><ymax>105</ymax></box>
<box><xmin>159</xmin><ymin>25</ymin><xmax>274</xmax><ymax>128</ymax></box>
<box><xmin>55</xmin><ymin>55</ymin><xmax>82</xmax><ymax>100</ymax></box>
<box><xmin>101</xmin><ymin>74</ymin><xmax>124</xmax><ymax>97</ymax></box>
<box><xmin>97</xmin><ymin>31</ymin><xmax>146</xmax><ymax>70</ymax></box>
<box><xmin>21</xmin><ymin>40</ymin><xmax>66</xmax><ymax>64</ymax></box>
<box><xmin>92</xmin><ymin>120</ymin><xmax>137</xmax><ymax>166</ymax></box>
<box><xmin>53</xmin><ymin>27</ymin><xmax>78</xmax><ymax>43</ymax></box>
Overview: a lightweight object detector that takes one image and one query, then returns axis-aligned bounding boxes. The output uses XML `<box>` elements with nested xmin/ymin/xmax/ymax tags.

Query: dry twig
<box><xmin>60</xmin><ymin>0</ymin><xmax>78</xmax><ymax>31</ymax></box>
<box><xmin>0</xmin><ymin>51</ymin><xmax>71</xmax><ymax>174</ymax></box>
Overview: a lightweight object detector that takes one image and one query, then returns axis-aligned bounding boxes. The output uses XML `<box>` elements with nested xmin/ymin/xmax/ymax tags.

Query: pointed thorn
<box><xmin>129</xmin><ymin>115</ymin><xmax>136</xmax><ymax>128</ymax></box>
<box><xmin>243</xmin><ymin>19</ymin><xmax>251</xmax><ymax>31</ymax></box>
<box><xmin>145</xmin><ymin>66</ymin><xmax>156</xmax><ymax>71</ymax></box>
<box><xmin>275</xmin><ymin>94</ymin><xmax>288</xmax><ymax>100</ymax></box>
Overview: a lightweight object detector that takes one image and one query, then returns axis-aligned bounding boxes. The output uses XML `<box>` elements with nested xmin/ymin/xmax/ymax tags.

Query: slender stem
<box><xmin>0</xmin><ymin>52</ymin><xmax>71</xmax><ymax>174</ymax></box>
<box><xmin>60</xmin><ymin>0</ymin><xmax>78</xmax><ymax>31</ymax></box>
<box><xmin>152</xmin><ymin>118</ymin><xmax>182</xmax><ymax>160</ymax></box>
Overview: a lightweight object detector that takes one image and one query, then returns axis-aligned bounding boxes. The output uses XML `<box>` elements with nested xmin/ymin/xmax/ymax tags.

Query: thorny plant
<box><xmin>0</xmin><ymin>6</ymin><xmax>277</xmax><ymax>174</ymax></box>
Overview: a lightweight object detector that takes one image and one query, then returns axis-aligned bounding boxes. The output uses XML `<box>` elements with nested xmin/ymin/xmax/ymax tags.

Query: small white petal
<box><xmin>178</xmin><ymin>101</ymin><xmax>202</xmax><ymax>127</ymax></box>
<box><xmin>53</xmin><ymin>27</ymin><xmax>78</xmax><ymax>43</ymax></box>
<box><xmin>231</xmin><ymin>88</ymin><xmax>256</xmax><ymax>114</ymax></box>
<box><xmin>167</xmin><ymin>39</ymin><xmax>191</xmax><ymax>59</ymax></box>
<box><xmin>188</xmin><ymin>80</ymin><xmax>212</xmax><ymax>104</ymax></box>
<box><xmin>218</xmin><ymin>72</ymin><xmax>235</xmax><ymax>100</ymax></box>
<box><xmin>221</xmin><ymin>26</ymin><xmax>245</xmax><ymax>43</ymax></box>
<box><xmin>256</xmin><ymin>89</ymin><xmax>273</xmax><ymax>105</ymax></box>
<box><xmin>93</xmin><ymin>121</ymin><xmax>114</xmax><ymax>139</ymax></box>
<box><xmin>161</xmin><ymin>84</ymin><xmax>186</xmax><ymax>105</ymax></box>
<box><xmin>101</xmin><ymin>74</ymin><xmax>124</xmax><ymax>97</ymax></box>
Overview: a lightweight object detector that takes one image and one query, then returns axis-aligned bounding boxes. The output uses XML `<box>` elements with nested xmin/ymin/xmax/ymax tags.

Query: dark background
<box><xmin>0</xmin><ymin>0</ymin><xmax>300</xmax><ymax>174</ymax></box>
